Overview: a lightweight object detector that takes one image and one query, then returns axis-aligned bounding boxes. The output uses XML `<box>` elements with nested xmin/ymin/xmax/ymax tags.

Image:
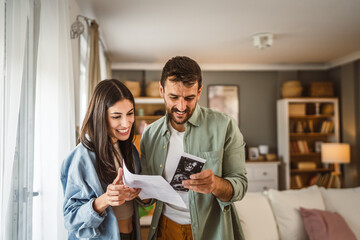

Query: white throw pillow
<box><xmin>235</xmin><ymin>192</ymin><xmax>279</xmax><ymax>240</ymax></box>
<box><xmin>320</xmin><ymin>187</ymin><xmax>360</xmax><ymax>239</ymax></box>
<box><xmin>267</xmin><ymin>185</ymin><xmax>325</xmax><ymax>240</ymax></box>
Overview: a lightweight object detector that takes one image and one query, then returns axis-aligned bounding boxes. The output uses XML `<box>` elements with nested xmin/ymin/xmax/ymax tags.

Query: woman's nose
<box><xmin>120</xmin><ymin>117</ymin><xmax>129</xmax><ymax>127</ymax></box>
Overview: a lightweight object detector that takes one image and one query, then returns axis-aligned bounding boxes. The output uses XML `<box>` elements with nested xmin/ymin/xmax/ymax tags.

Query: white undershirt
<box><xmin>162</xmin><ymin>123</ymin><xmax>190</xmax><ymax>224</ymax></box>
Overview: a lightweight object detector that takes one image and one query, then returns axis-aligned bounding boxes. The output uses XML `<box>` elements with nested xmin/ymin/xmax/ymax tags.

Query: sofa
<box><xmin>234</xmin><ymin>185</ymin><xmax>360</xmax><ymax>240</ymax></box>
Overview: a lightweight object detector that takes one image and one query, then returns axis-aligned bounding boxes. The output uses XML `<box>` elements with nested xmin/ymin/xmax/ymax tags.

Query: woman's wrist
<box><xmin>93</xmin><ymin>194</ymin><xmax>109</xmax><ymax>214</ymax></box>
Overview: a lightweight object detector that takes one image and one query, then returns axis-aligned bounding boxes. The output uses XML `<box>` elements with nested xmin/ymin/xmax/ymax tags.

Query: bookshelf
<box><xmin>134</xmin><ymin>97</ymin><xmax>165</xmax><ymax>153</ymax></box>
<box><xmin>277</xmin><ymin>98</ymin><xmax>339</xmax><ymax>189</ymax></box>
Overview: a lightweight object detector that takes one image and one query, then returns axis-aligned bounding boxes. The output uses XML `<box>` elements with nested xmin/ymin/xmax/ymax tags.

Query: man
<box><xmin>140</xmin><ymin>56</ymin><xmax>247</xmax><ymax>240</ymax></box>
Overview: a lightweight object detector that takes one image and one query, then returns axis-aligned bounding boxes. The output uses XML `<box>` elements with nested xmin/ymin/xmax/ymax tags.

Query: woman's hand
<box><xmin>106</xmin><ymin>168</ymin><xmax>141</xmax><ymax>205</ymax></box>
<box><xmin>93</xmin><ymin>168</ymin><xmax>141</xmax><ymax>214</ymax></box>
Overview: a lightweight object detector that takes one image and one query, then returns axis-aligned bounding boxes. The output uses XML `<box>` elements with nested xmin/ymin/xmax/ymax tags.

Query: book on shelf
<box><xmin>291</xmin><ymin>175</ymin><xmax>303</xmax><ymax>188</ymax></box>
<box><xmin>295</xmin><ymin>175</ymin><xmax>303</xmax><ymax>188</ymax></box>
<box><xmin>309</xmin><ymin>174</ymin><xmax>321</xmax><ymax>186</ymax></box>
<box><xmin>328</xmin><ymin>121</ymin><xmax>334</xmax><ymax>133</ymax></box>
<box><xmin>313</xmin><ymin>173</ymin><xmax>331</xmax><ymax>187</ymax></box>
<box><xmin>320</xmin><ymin>120</ymin><xmax>334</xmax><ymax>133</ymax></box>
<box><xmin>297</xmin><ymin>140</ymin><xmax>305</xmax><ymax>153</ymax></box>
<box><xmin>322</xmin><ymin>173</ymin><xmax>331</xmax><ymax>187</ymax></box>
<box><xmin>292</xmin><ymin>140</ymin><xmax>310</xmax><ymax>154</ymax></box>
<box><xmin>291</xmin><ymin>141</ymin><xmax>300</xmax><ymax>153</ymax></box>
<box><xmin>308</xmin><ymin>119</ymin><xmax>314</xmax><ymax>133</ymax></box>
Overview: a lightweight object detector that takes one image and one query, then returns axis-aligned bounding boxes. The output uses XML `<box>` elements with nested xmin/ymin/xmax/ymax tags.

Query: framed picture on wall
<box><xmin>208</xmin><ymin>85</ymin><xmax>239</xmax><ymax>124</ymax></box>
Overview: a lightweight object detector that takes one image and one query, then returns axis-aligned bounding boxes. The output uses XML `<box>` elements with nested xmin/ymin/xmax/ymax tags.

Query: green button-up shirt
<box><xmin>140</xmin><ymin>104</ymin><xmax>247</xmax><ymax>240</ymax></box>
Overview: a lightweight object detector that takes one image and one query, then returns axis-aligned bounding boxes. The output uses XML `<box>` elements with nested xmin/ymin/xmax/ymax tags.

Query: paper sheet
<box><xmin>122</xmin><ymin>162</ymin><xmax>186</xmax><ymax>208</ymax></box>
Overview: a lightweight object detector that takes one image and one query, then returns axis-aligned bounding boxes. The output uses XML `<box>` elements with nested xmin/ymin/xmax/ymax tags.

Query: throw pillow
<box><xmin>299</xmin><ymin>207</ymin><xmax>357</xmax><ymax>240</ymax></box>
<box><xmin>267</xmin><ymin>185</ymin><xmax>325</xmax><ymax>240</ymax></box>
<box><xmin>234</xmin><ymin>192</ymin><xmax>279</xmax><ymax>240</ymax></box>
<box><xmin>319</xmin><ymin>187</ymin><xmax>360</xmax><ymax>239</ymax></box>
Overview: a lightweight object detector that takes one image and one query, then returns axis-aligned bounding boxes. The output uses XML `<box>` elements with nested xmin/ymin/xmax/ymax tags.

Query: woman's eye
<box><xmin>127</xmin><ymin>112</ymin><xmax>134</xmax><ymax>116</ymax></box>
<box><xmin>112</xmin><ymin>116</ymin><xmax>120</xmax><ymax>119</ymax></box>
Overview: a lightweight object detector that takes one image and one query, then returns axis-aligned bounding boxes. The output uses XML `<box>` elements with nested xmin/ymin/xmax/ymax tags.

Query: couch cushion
<box><xmin>234</xmin><ymin>192</ymin><xmax>279</xmax><ymax>240</ymax></box>
<box><xmin>267</xmin><ymin>185</ymin><xmax>325</xmax><ymax>240</ymax></box>
<box><xmin>299</xmin><ymin>207</ymin><xmax>357</xmax><ymax>240</ymax></box>
<box><xmin>319</xmin><ymin>187</ymin><xmax>360</xmax><ymax>239</ymax></box>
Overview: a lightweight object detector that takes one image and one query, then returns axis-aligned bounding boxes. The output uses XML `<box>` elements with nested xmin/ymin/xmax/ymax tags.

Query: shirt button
<box><xmin>223</xmin><ymin>209</ymin><xmax>227</xmax><ymax>213</ymax></box>
<box><xmin>152</xmin><ymin>226</ymin><xmax>156</xmax><ymax>230</ymax></box>
<box><xmin>163</xmin><ymin>145</ymin><xmax>166</xmax><ymax>149</ymax></box>
<box><xmin>160</xmin><ymin>164</ymin><xmax>163</xmax><ymax>168</ymax></box>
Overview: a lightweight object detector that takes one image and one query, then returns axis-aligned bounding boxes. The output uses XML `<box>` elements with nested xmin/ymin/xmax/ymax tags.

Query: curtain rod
<box><xmin>70</xmin><ymin>15</ymin><xmax>107</xmax><ymax>51</ymax></box>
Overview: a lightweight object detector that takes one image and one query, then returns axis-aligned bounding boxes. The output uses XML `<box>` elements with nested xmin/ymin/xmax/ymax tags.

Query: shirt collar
<box><xmin>187</xmin><ymin>104</ymin><xmax>201</xmax><ymax>127</ymax></box>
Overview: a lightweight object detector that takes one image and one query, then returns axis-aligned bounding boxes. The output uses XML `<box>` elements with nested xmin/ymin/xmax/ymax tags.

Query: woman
<box><xmin>61</xmin><ymin>79</ymin><xmax>142</xmax><ymax>239</ymax></box>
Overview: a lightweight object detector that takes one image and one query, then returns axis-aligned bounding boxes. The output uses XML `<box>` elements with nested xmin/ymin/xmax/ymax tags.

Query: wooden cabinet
<box><xmin>277</xmin><ymin>98</ymin><xmax>339</xmax><ymax>189</ymax></box>
<box><xmin>246</xmin><ymin>161</ymin><xmax>280</xmax><ymax>192</ymax></box>
<box><xmin>134</xmin><ymin>97</ymin><xmax>165</xmax><ymax>152</ymax></box>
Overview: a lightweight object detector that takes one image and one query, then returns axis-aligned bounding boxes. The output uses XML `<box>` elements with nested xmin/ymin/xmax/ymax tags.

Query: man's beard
<box><xmin>167</xmin><ymin>106</ymin><xmax>194</xmax><ymax>125</ymax></box>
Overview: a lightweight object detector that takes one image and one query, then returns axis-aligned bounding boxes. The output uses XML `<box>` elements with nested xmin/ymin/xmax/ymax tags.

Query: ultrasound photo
<box><xmin>170</xmin><ymin>153</ymin><xmax>206</xmax><ymax>192</ymax></box>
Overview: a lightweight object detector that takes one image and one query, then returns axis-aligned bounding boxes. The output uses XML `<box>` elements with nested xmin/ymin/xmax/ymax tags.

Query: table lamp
<box><xmin>321</xmin><ymin>143</ymin><xmax>350</xmax><ymax>188</ymax></box>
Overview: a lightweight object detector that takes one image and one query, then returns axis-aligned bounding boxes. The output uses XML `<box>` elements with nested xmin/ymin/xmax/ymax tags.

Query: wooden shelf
<box><xmin>289</xmin><ymin>114</ymin><xmax>334</xmax><ymax>119</ymax></box>
<box><xmin>136</xmin><ymin>115</ymin><xmax>163</xmax><ymax>121</ymax></box>
<box><xmin>291</xmin><ymin>168</ymin><xmax>332</xmax><ymax>174</ymax></box>
<box><xmin>135</xmin><ymin>97</ymin><xmax>163</xmax><ymax>104</ymax></box>
<box><xmin>290</xmin><ymin>152</ymin><xmax>321</xmax><ymax>157</ymax></box>
<box><xmin>290</xmin><ymin>133</ymin><xmax>334</xmax><ymax>137</ymax></box>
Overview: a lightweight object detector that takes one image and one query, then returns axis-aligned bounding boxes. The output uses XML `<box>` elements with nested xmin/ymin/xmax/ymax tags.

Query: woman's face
<box><xmin>107</xmin><ymin>99</ymin><xmax>135</xmax><ymax>143</ymax></box>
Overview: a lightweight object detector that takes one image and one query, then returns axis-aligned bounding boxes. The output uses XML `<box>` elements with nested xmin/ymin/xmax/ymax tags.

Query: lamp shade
<box><xmin>321</xmin><ymin>143</ymin><xmax>350</xmax><ymax>164</ymax></box>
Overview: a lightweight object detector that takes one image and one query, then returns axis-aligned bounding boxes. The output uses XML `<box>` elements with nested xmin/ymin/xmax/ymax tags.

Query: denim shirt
<box><xmin>140</xmin><ymin>104</ymin><xmax>248</xmax><ymax>240</ymax></box>
<box><xmin>60</xmin><ymin>143</ymin><xmax>141</xmax><ymax>239</ymax></box>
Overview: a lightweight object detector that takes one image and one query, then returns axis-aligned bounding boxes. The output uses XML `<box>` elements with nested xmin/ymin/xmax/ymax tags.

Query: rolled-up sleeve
<box><xmin>62</xmin><ymin>177</ymin><xmax>107</xmax><ymax>238</ymax></box>
<box><xmin>217</xmin><ymin>118</ymin><xmax>248</xmax><ymax>209</ymax></box>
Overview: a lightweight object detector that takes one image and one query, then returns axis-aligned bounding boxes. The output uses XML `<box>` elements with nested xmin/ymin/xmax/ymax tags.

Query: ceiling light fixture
<box><xmin>252</xmin><ymin>33</ymin><xmax>274</xmax><ymax>50</ymax></box>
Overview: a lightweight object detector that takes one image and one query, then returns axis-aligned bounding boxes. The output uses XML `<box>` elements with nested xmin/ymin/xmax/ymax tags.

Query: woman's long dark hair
<box><xmin>78</xmin><ymin>79</ymin><xmax>136</xmax><ymax>185</ymax></box>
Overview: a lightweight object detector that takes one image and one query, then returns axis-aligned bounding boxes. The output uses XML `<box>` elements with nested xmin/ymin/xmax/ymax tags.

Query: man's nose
<box><xmin>177</xmin><ymin>98</ymin><xmax>186</xmax><ymax>111</ymax></box>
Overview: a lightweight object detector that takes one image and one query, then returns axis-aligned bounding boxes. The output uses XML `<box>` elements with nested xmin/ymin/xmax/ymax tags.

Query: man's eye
<box><xmin>185</xmin><ymin>97</ymin><xmax>194</xmax><ymax>101</ymax></box>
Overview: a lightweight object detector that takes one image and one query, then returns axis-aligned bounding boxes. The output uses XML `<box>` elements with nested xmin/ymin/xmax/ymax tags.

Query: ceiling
<box><xmin>75</xmin><ymin>0</ymin><xmax>360</xmax><ymax>70</ymax></box>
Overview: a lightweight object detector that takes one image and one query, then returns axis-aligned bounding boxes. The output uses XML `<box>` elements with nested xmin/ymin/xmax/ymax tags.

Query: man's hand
<box><xmin>182</xmin><ymin>169</ymin><xmax>233</xmax><ymax>202</ymax></box>
<box><xmin>182</xmin><ymin>169</ymin><xmax>216</xmax><ymax>194</ymax></box>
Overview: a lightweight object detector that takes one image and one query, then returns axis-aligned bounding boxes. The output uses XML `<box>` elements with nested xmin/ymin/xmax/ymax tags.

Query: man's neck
<box><xmin>170</xmin><ymin>120</ymin><xmax>185</xmax><ymax>132</ymax></box>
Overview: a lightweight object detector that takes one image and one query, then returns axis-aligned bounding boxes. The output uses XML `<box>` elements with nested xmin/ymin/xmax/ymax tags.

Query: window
<box><xmin>0</xmin><ymin>0</ymin><xmax>38</xmax><ymax>239</ymax></box>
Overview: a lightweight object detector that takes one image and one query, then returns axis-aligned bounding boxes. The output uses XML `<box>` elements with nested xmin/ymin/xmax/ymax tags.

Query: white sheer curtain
<box><xmin>77</xmin><ymin>22</ymin><xmax>110</xmax><ymax>130</ymax></box>
<box><xmin>0</xmin><ymin>0</ymin><xmax>29</xmax><ymax>239</ymax></box>
<box><xmin>32</xmin><ymin>0</ymin><xmax>76</xmax><ymax>239</ymax></box>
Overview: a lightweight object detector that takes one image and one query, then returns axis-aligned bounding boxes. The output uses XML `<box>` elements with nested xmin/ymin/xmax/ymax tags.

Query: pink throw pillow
<box><xmin>299</xmin><ymin>207</ymin><xmax>357</xmax><ymax>240</ymax></box>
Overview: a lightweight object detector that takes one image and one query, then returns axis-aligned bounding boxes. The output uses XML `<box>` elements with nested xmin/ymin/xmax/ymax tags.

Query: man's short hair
<box><xmin>160</xmin><ymin>56</ymin><xmax>202</xmax><ymax>90</ymax></box>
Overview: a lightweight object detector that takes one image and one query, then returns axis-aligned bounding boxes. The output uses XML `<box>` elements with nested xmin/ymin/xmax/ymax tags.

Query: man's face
<box><xmin>160</xmin><ymin>77</ymin><xmax>202</xmax><ymax>132</ymax></box>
